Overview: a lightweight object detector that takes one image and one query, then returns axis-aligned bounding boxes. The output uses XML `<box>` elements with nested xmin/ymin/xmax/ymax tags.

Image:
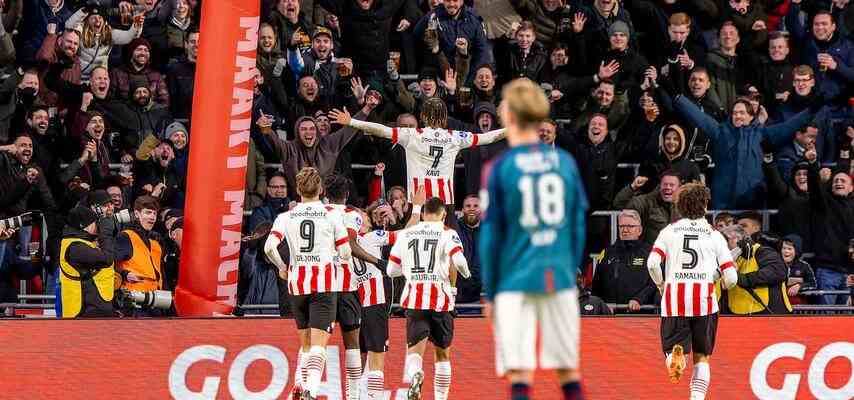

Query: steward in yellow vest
<box><xmin>59</xmin><ymin>206</ymin><xmax>117</xmax><ymax>318</ymax></box>
<box><xmin>728</xmin><ymin>242</ymin><xmax>793</xmax><ymax>315</ymax></box>
<box><xmin>115</xmin><ymin>197</ymin><xmax>163</xmax><ymax>293</ymax></box>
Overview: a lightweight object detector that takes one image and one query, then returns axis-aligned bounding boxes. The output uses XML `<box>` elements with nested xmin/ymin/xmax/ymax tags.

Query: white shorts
<box><xmin>493</xmin><ymin>289</ymin><xmax>580</xmax><ymax>377</ymax></box>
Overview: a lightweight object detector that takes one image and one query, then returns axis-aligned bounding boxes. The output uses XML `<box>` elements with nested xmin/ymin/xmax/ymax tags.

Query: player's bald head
<box><xmin>499</xmin><ymin>78</ymin><xmax>550</xmax><ymax>131</ymax></box>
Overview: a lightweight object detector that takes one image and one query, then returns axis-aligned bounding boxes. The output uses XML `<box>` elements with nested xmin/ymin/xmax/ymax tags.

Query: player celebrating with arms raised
<box><xmin>329</xmin><ymin>98</ymin><xmax>506</xmax><ymax>228</ymax></box>
<box><xmin>387</xmin><ymin>197</ymin><xmax>470</xmax><ymax>400</ymax></box>
<box><xmin>264</xmin><ymin>167</ymin><xmax>352</xmax><ymax>400</ymax></box>
<box><xmin>479</xmin><ymin>78</ymin><xmax>589</xmax><ymax>400</ymax></box>
<box><xmin>646</xmin><ymin>183</ymin><xmax>737</xmax><ymax>400</ymax></box>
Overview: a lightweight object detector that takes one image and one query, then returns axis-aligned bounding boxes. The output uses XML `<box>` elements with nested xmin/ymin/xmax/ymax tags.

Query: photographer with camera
<box><xmin>114</xmin><ymin>195</ymin><xmax>167</xmax><ymax>317</ymax></box>
<box><xmin>719</xmin><ymin>223</ymin><xmax>792</xmax><ymax>315</ymax></box>
<box><xmin>58</xmin><ymin>205</ymin><xmax>117</xmax><ymax>318</ymax></box>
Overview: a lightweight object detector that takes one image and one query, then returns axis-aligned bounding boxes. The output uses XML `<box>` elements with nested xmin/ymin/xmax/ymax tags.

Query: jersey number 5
<box><xmin>518</xmin><ymin>173</ymin><xmax>565</xmax><ymax>227</ymax></box>
<box><xmin>682</xmin><ymin>234</ymin><xmax>699</xmax><ymax>269</ymax></box>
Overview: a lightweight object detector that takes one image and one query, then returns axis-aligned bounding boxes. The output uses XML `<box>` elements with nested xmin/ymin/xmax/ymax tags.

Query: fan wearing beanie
<box><xmin>58</xmin><ymin>206</ymin><xmax>118</xmax><ymax>318</ymax></box>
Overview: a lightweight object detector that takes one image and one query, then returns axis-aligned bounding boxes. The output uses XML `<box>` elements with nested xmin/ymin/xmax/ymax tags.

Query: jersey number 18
<box><xmin>518</xmin><ymin>173</ymin><xmax>565</xmax><ymax>227</ymax></box>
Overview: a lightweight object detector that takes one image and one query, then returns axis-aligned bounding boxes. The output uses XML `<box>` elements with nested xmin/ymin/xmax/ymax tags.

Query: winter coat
<box><xmin>475</xmin><ymin>0</ymin><xmax>522</xmax><ymax>40</ymax></box>
<box><xmin>64</xmin><ymin>9</ymin><xmax>142</xmax><ymax>81</ymax></box>
<box><xmin>110</xmin><ymin>64</ymin><xmax>171</xmax><ymax>106</ymax></box>
<box><xmin>787</xmin><ymin>3</ymin><xmax>854</xmax><ymax>103</ymax></box>
<box><xmin>320</xmin><ymin>0</ymin><xmax>421</xmax><ymax>75</ymax></box>
<box><xmin>508</xmin><ymin>0</ymin><xmax>576</xmax><ymax>44</ymax></box>
<box><xmin>705</xmin><ymin>49</ymin><xmax>747</xmax><ymax>109</ymax></box>
<box><xmin>592</xmin><ymin>239</ymin><xmax>657</xmax><ymax>305</ymax></box>
<box><xmin>414</xmin><ymin>5</ymin><xmax>492</xmax><ymax>82</ymax></box>
<box><xmin>503</xmin><ymin>42</ymin><xmax>550</xmax><ymax>83</ymax></box>
<box><xmin>165</xmin><ymin>59</ymin><xmax>195</xmax><ymax>119</ymax></box>
<box><xmin>35</xmin><ymin>32</ymin><xmax>83</xmax><ymax>107</ymax></box>
<box><xmin>600</xmin><ymin>47</ymin><xmax>649</xmax><ymax>94</ymax></box>
<box><xmin>807</xmin><ymin>164</ymin><xmax>854</xmax><ymax>273</ymax></box>
<box><xmin>638</xmin><ymin>124</ymin><xmax>702</xmax><ymax>185</ymax></box>
<box><xmin>764</xmin><ymin>160</ymin><xmax>814</xmax><ymax>253</ymax></box>
<box><xmin>613</xmin><ymin>186</ymin><xmax>678</xmax><ymax>244</ymax></box>
<box><xmin>674</xmin><ymin>95</ymin><xmax>813</xmax><ymax>209</ymax></box>
<box><xmin>13</xmin><ymin>0</ymin><xmax>72</xmax><ymax>66</ymax></box>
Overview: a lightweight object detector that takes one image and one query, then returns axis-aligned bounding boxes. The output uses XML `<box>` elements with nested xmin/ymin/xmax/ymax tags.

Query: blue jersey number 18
<box><xmin>518</xmin><ymin>173</ymin><xmax>565</xmax><ymax>227</ymax></box>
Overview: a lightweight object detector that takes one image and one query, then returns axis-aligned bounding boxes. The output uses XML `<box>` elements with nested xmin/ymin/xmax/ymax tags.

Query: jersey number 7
<box><xmin>429</xmin><ymin>146</ymin><xmax>443</xmax><ymax>169</ymax></box>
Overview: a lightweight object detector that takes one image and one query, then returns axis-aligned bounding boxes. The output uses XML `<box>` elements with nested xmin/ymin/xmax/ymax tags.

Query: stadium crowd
<box><xmin>0</xmin><ymin>0</ymin><xmax>852</xmax><ymax>317</ymax></box>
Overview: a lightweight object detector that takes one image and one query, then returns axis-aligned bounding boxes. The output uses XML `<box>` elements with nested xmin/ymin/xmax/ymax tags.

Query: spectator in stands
<box><xmin>298</xmin><ymin>27</ymin><xmax>347</xmax><ymax>108</ymax></box>
<box><xmin>721</xmin><ymin>224</ymin><xmax>792</xmax><ymax>314</ymax></box>
<box><xmin>807</xmin><ymin>159</ymin><xmax>854</xmax><ymax>305</ymax></box>
<box><xmin>764</xmin><ymin>154</ymin><xmax>814</xmax><ymax>252</ymax></box>
<box><xmin>25</xmin><ymin>107</ymin><xmax>62</xmax><ymax>180</ymax></box>
<box><xmin>269</xmin><ymin>0</ymin><xmax>315</xmax><ymax>55</ymax></box>
<box><xmin>60</xmin><ymin>112</ymin><xmax>109</xmax><ymax>190</ymax></box>
<box><xmin>538</xmin><ymin>119</ymin><xmax>557</xmax><ymax>146</ymax></box>
<box><xmin>248</xmin><ymin>173</ymin><xmax>291</xmax><ymax>232</ymax></box>
<box><xmin>35</xmin><ymin>23</ymin><xmax>81</xmax><ymax>107</ymax></box>
<box><xmin>787</xmin><ymin>7</ymin><xmax>854</xmax><ymax>109</ymax></box>
<box><xmin>414</xmin><ymin>0</ymin><xmax>491</xmax><ymax>82</ymax></box>
<box><xmin>647</xmin><ymin>13</ymin><xmax>707</xmax><ymax>71</ymax></box>
<box><xmin>13</xmin><ymin>0</ymin><xmax>72</xmax><ymax>67</ymax></box>
<box><xmin>781</xmin><ymin>234</ymin><xmax>817</xmax><ymax>305</ymax></box>
<box><xmin>462</xmin><ymin>102</ymin><xmax>506</xmax><ymax>195</ymax></box>
<box><xmin>706</xmin><ymin>22</ymin><xmax>748</xmax><ymax>109</ymax></box>
<box><xmin>568</xmin><ymin>80</ymin><xmax>629</xmax><ymax>136</ymax></box>
<box><xmin>1</xmin><ymin>69</ymin><xmax>41</xmax><ymax>144</ymax></box>
<box><xmin>106</xmin><ymin>182</ymin><xmax>125</xmax><ymax>211</ymax></box>
<box><xmin>500</xmin><ymin>21</ymin><xmax>548</xmax><ymax>83</ymax></box>
<box><xmin>600</xmin><ymin>21</ymin><xmax>648</xmax><ymax>95</ymax></box>
<box><xmin>578</xmin><ymin>271</ymin><xmax>613</xmax><ymax>315</ymax></box>
<box><xmin>773</xmin><ymin>65</ymin><xmax>834</xmax><ymax>150</ymax></box>
<box><xmin>166</xmin><ymin>29</ymin><xmax>198</xmax><ymax>119</ymax></box>
<box><xmin>57</xmin><ymin>205</ymin><xmax>117</xmax><ymax>318</ymax></box>
<box><xmin>166</xmin><ymin>0</ymin><xmax>193</xmax><ymax>64</ymax></box>
<box><xmin>714</xmin><ymin>212</ymin><xmax>735</xmax><ymax>230</ymax></box>
<box><xmin>592</xmin><ymin>209</ymin><xmax>656</xmax><ymax>312</ymax></box>
<box><xmin>0</xmin><ymin>135</ymin><xmax>56</xmax><ymax>217</ymax></box>
<box><xmin>110</xmin><ymin>38</ymin><xmax>170</xmax><ymax>106</ymax></box>
<box><xmin>755</xmin><ymin>31</ymin><xmax>793</xmax><ymax>115</ymax></box>
<box><xmin>614</xmin><ymin>170</ymin><xmax>681</xmax><ymax>244</ymax></box>
<box><xmin>258</xmin><ymin>102</ymin><xmax>370</xmax><ymax>197</ymax></box>
<box><xmin>585</xmin><ymin>0</ymin><xmax>635</xmax><ymax>65</ymax></box>
<box><xmin>722</xmin><ymin>0</ymin><xmax>769</xmax><ymax>52</ymax></box>
<box><xmin>135</xmin><ymin>140</ymin><xmax>182</xmax><ymax>208</ymax></box>
<box><xmin>673</xmin><ymin>90</ymin><xmax>818</xmax><ymax>209</ymax></box>
<box><xmin>638</xmin><ymin>124</ymin><xmax>701</xmax><ymax>186</ymax></box>
<box><xmin>736</xmin><ymin>210</ymin><xmax>763</xmax><ymax>238</ymax></box>
<box><xmin>471</xmin><ymin>64</ymin><xmax>498</xmax><ymax>106</ymax></box>
<box><xmin>774</xmin><ymin>119</ymin><xmax>834</xmax><ymax>186</ymax></box>
<box><xmin>320</xmin><ymin>0</ymin><xmax>420</xmax><ymax>77</ymax></box>
<box><xmin>64</xmin><ymin>6</ymin><xmax>143</xmax><ymax>81</ymax></box>
<box><xmin>455</xmin><ymin>194</ymin><xmax>482</xmax><ymax>306</ymax></box>
<box><xmin>115</xmin><ymin>195</ymin><xmax>165</xmax><ymax>317</ymax></box>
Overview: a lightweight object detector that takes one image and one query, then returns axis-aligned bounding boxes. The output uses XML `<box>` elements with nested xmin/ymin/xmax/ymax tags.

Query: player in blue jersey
<box><xmin>479</xmin><ymin>78</ymin><xmax>589</xmax><ymax>400</ymax></box>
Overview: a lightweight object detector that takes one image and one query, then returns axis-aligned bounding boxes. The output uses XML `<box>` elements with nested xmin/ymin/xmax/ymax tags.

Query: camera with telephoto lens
<box><xmin>118</xmin><ymin>289</ymin><xmax>173</xmax><ymax>309</ymax></box>
<box><xmin>0</xmin><ymin>212</ymin><xmax>39</xmax><ymax>231</ymax></box>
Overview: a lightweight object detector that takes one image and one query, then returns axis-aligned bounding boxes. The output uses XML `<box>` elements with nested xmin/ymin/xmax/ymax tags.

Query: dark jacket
<box><xmin>414</xmin><ymin>5</ymin><xmax>492</xmax><ymax>82</ymax></box>
<box><xmin>267</xmin><ymin>10</ymin><xmax>314</xmax><ymax>55</ymax></box>
<box><xmin>61</xmin><ymin>222</ymin><xmax>116</xmax><ymax>318</ymax></box>
<box><xmin>787</xmin><ymin>4</ymin><xmax>854</xmax><ymax>104</ymax></box>
<box><xmin>556</xmin><ymin>131</ymin><xmax>635</xmax><ymax>210</ymax></box>
<box><xmin>592</xmin><ymin>239</ymin><xmax>657</xmax><ymax>305</ymax></box>
<box><xmin>579</xmin><ymin>288</ymin><xmax>613</xmax><ymax>315</ymax></box>
<box><xmin>455</xmin><ymin>218</ymin><xmax>482</xmax><ymax>304</ymax></box>
<box><xmin>638</xmin><ymin>124</ymin><xmax>702</xmax><ymax>186</ymax></box>
<box><xmin>601</xmin><ymin>47</ymin><xmax>649</xmax><ymax>94</ymax></box>
<box><xmin>0</xmin><ymin>153</ymin><xmax>56</xmax><ymax>218</ymax></box>
<box><xmin>764</xmin><ymin>160</ymin><xmax>814</xmax><ymax>253</ymax></box>
<box><xmin>166</xmin><ymin>59</ymin><xmax>196</xmax><ymax>119</ymax></box>
<box><xmin>807</xmin><ymin>164</ymin><xmax>854</xmax><ymax>273</ymax></box>
<box><xmin>674</xmin><ymin>95</ymin><xmax>813</xmax><ymax>209</ymax></box>
<box><xmin>320</xmin><ymin>0</ymin><xmax>421</xmax><ymax>75</ymax></box>
<box><xmin>753</xmin><ymin>56</ymin><xmax>793</xmax><ymax>114</ymax></box>
<box><xmin>12</xmin><ymin>0</ymin><xmax>72</xmax><ymax>66</ymax></box>
<box><xmin>503</xmin><ymin>41</ymin><xmax>549</xmax><ymax>83</ymax></box>
<box><xmin>705</xmin><ymin>49</ymin><xmax>748</xmax><ymax>109</ymax></box>
<box><xmin>783</xmin><ymin>234</ymin><xmax>817</xmax><ymax>290</ymax></box>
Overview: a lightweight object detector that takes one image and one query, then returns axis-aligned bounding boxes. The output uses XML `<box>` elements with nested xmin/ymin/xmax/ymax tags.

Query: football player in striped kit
<box><xmin>264</xmin><ymin>168</ymin><xmax>352</xmax><ymax>400</ymax></box>
<box><xmin>387</xmin><ymin>197</ymin><xmax>470</xmax><ymax>400</ymax></box>
<box><xmin>646</xmin><ymin>183</ymin><xmax>738</xmax><ymax>400</ymax></box>
<box><xmin>329</xmin><ymin>98</ymin><xmax>506</xmax><ymax>229</ymax></box>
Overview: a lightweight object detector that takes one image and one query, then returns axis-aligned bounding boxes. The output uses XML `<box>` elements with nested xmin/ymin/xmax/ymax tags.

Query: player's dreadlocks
<box><xmin>676</xmin><ymin>183</ymin><xmax>710</xmax><ymax>220</ymax></box>
<box><xmin>420</xmin><ymin>97</ymin><xmax>448</xmax><ymax>128</ymax></box>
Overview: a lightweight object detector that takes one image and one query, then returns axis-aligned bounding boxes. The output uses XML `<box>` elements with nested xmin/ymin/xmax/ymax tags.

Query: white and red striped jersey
<box><xmin>387</xmin><ymin>221</ymin><xmax>470</xmax><ymax>312</ymax></box>
<box><xmin>348</xmin><ymin>119</ymin><xmax>505</xmax><ymax>204</ymax></box>
<box><xmin>355</xmin><ymin>230</ymin><xmax>398</xmax><ymax>306</ymax></box>
<box><xmin>269</xmin><ymin>201</ymin><xmax>351</xmax><ymax>295</ymax></box>
<box><xmin>649</xmin><ymin>218</ymin><xmax>735</xmax><ymax>317</ymax></box>
<box><xmin>327</xmin><ymin>204</ymin><xmax>364</xmax><ymax>292</ymax></box>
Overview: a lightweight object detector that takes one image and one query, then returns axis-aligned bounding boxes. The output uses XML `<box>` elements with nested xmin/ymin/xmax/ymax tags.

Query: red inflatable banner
<box><xmin>174</xmin><ymin>0</ymin><xmax>260</xmax><ymax>316</ymax></box>
<box><xmin>0</xmin><ymin>317</ymin><xmax>851</xmax><ymax>399</ymax></box>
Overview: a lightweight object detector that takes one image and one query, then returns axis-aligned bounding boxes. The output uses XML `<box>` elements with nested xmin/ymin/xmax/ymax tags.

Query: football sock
<box><xmin>305</xmin><ymin>345</ymin><xmax>327</xmax><ymax>394</ymax></box>
<box><xmin>434</xmin><ymin>361</ymin><xmax>452</xmax><ymax>400</ymax></box>
<box><xmin>366</xmin><ymin>370</ymin><xmax>384</xmax><ymax>399</ymax></box>
<box><xmin>345</xmin><ymin>349</ymin><xmax>362</xmax><ymax>400</ymax></box>
<box><xmin>690</xmin><ymin>362</ymin><xmax>710</xmax><ymax>400</ymax></box>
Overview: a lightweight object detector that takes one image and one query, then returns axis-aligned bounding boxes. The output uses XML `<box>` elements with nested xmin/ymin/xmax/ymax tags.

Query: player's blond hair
<box><xmin>676</xmin><ymin>183</ymin><xmax>710</xmax><ymax>219</ymax></box>
<box><xmin>500</xmin><ymin>78</ymin><xmax>550</xmax><ymax>130</ymax></box>
<box><xmin>296</xmin><ymin>167</ymin><xmax>323</xmax><ymax>199</ymax></box>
